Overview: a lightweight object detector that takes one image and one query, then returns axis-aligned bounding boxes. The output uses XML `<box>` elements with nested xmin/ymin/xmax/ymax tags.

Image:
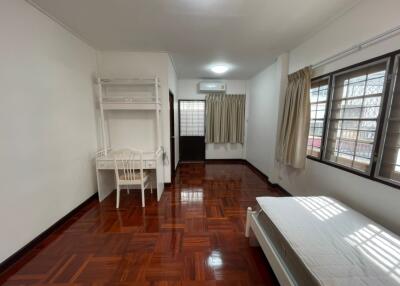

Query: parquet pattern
<box><xmin>0</xmin><ymin>162</ymin><xmax>286</xmax><ymax>285</ymax></box>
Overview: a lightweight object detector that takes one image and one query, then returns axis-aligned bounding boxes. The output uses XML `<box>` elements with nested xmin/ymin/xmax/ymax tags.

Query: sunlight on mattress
<box><xmin>294</xmin><ymin>197</ymin><xmax>347</xmax><ymax>221</ymax></box>
<box><xmin>345</xmin><ymin>224</ymin><xmax>400</xmax><ymax>284</ymax></box>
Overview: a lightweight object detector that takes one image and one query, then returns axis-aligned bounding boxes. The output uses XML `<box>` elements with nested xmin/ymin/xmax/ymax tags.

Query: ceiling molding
<box><xmin>297</xmin><ymin>0</ymin><xmax>362</xmax><ymax>47</ymax></box>
<box><xmin>24</xmin><ymin>0</ymin><xmax>96</xmax><ymax>50</ymax></box>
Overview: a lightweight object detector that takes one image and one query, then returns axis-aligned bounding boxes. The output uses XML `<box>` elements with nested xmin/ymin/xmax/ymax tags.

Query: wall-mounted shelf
<box><xmin>97</xmin><ymin>76</ymin><xmax>163</xmax><ymax>153</ymax></box>
<box><xmin>102</xmin><ymin>102</ymin><xmax>161</xmax><ymax>110</ymax></box>
<box><xmin>101</xmin><ymin>92</ymin><xmax>161</xmax><ymax>110</ymax></box>
<box><xmin>98</xmin><ymin>78</ymin><xmax>162</xmax><ymax>111</ymax></box>
<box><xmin>99</xmin><ymin>78</ymin><xmax>161</xmax><ymax>87</ymax></box>
<box><xmin>95</xmin><ymin>76</ymin><xmax>165</xmax><ymax>202</ymax></box>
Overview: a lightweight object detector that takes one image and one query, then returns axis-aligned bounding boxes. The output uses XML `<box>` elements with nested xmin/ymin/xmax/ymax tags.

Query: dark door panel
<box><xmin>179</xmin><ymin>100</ymin><xmax>205</xmax><ymax>162</ymax></box>
<box><xmin>179</xmin><ymin>136</ymin><xmax>205</xmax><ymax>161</ymax></box>
<box><xmin>169</xmin><ymin>92</ymin><xmax>175</xmax><ymax>176</ymax></box>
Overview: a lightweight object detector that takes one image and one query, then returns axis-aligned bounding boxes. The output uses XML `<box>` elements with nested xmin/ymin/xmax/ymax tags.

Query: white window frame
<box><xmin>375</xmin><ymin>54</ymin><xmax>400</xmax><ymax>185</ymax></box>
<box><xmin>322</xmin><ymin>58</ymin><xmax>391</xmax><ymax>175</ymax></box>
<box><xmin>307</xmin><ymin>77</ymin><xmax>330</xmax><ymax>159</ymax></box>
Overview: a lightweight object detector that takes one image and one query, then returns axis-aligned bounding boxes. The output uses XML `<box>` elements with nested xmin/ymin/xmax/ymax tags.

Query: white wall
<box><xmin>247</xmin><ymin>63</ymin><xmax>277</xmax><ymax>174</ymax></box>
<box><xmin>289</xmin><ymin>0</ymin><xmax>400</xmax><ymax>76</ymax></box>
<box><xmin>0</xmin><ymin>0</ymin><xmax>98</xmax><ymax>263</ymax></box>
<box><xmin>247</xmin><ymin>0</ymin><xmax>400</xmax><ymax>234</ymax></box>
<box><xmin>96</xmin><ymin>51</ymin><xmax>172</xmax><ymax>182</ymax></box>
<box><xmin>177</xmin><ymin>79</ymin><xmax>248</xmax><ymax>160</ymax></box>
<box><xmin>246</xmin><ymin>53</ymin><xmax>289</xmax><ymax>180</ymax></box>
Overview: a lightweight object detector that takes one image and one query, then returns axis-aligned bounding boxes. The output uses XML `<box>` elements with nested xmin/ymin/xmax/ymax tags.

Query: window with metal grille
<box><xmin>376</xmin><ymin>54</ymin><xmax>400</xmax><ymax>185</ymax></box>
<box><xmin>307</xmin><ymin>78</ymin><xmax>329</xmax><ymax>158</ymax></box>
<box><xmin>179</xmin><ymin>100</ymin><xmax>205</xmax><ymax>136</ymax></box>
<box><xmin>323</xmin><ymin>59</ymin><xmax>389</xmax><ymax>174</ymax></box>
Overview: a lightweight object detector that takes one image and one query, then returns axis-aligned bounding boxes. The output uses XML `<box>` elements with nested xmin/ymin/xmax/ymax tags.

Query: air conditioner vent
<box><xmin>198</xmin><ymin>81</ymin><xmax>226</xmax><ymax>93</ymax></box>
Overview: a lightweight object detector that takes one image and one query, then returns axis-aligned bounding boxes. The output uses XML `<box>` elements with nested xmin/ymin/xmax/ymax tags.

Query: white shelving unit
<box><xmin>95</xmin><ymin>77</ymin><xmax>164</xmax><ymax>202</ymax></box>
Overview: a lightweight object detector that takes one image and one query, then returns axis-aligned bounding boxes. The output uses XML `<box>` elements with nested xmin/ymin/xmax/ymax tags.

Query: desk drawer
<box><xmin>145</xmin><ymin>160</ymin><xmax>156</xmax><ymax>169</ymax></box>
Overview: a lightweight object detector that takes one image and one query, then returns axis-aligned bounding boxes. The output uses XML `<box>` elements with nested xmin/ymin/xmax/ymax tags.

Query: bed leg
<box><xmin>245</xmin><ymin>207</ymin><xmax>252</xmax><ymax>238</ymax></box>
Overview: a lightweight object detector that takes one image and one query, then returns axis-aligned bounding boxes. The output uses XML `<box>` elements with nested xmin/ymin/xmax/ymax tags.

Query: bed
<box><xmin>245</xmin><ymin>196</ymin><xmax>400</xmax><ymax>286</ymax></box>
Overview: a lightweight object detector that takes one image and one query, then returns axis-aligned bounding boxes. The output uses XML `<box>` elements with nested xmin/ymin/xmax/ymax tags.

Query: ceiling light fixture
<box><xmin>211</xmin><ymin>65</ymin><xmax>229</xmax><ymax>74</ymax></box>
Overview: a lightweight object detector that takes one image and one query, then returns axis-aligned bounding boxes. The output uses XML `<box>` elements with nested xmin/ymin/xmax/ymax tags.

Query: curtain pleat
<box><xmin>205</xmin><ymin>98</ymin><xmax>213</xmax><ymax>142</ymax></box>
<box><xmin>206</xmin><ymin>94</ymin><xmax>246</xmax><ymax>144</ymax></box>
<box><xmin>276</xmin><ymin>67</ymin><xmax>311</xmax><ymax>169</ymax></box>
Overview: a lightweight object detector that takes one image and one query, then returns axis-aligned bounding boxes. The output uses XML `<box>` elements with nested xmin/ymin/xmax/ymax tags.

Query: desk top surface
<box><xmin>97</xmin><ymin>151</ymin><xmax>157</xmax><ymax>161</ymax></box>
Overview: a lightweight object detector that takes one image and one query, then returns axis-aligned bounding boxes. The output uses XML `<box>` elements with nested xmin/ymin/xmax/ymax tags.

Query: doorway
<box><xmin>169</xmin><ymin>91</ymin><xmax>175</xmax><ymax>177</ymax></box>
<box><xmin>179</xmin><ymin>100</ymin><xmax>206</xmax><ymax>161</ymax></box>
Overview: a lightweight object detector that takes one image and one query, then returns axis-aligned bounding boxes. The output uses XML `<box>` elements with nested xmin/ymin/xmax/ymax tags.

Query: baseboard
<box><xmin>205</xmin><ymin>158</ymin><xmax>247</xmax><ymax>164</ymax></box>
<box><xmin>269</xmin><ymin>183</ymin><xmax>292</xmax><ymax>196</ymax></box>
<box><xmin>242</xmin><ymin>161</ymin><xmax>292</xmax><ymax>197</ymax></box>
<box><xmin>178</xmin><ymin>159</ymin><xmax>246</xmax><ymax>164</ymax></box>
<box><xmin>0</xmin><ymin>192</ymin><xmax>98</xmax><ymax>275</ymax></box>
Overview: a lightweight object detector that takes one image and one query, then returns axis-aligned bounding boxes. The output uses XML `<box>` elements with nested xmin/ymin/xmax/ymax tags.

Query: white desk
<box><xmin>95</xmin><ymin>149</ymin><xmax>164</xmax><ymax>202</ymax></box>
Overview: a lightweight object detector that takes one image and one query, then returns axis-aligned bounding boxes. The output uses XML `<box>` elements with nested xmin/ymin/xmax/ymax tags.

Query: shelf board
<box><xmin>102</xmin><ymin>102</ymin><xmax>162</xmax><ymax>110</ymax></box>
<box><xmin>99</xmin><ymin>78</ymin><xmax>160</xmax><ymax>87</ymax></box>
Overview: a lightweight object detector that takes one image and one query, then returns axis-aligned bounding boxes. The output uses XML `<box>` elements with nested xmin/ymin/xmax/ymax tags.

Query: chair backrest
<box><xmin>113</xmin><ymin>149</ymin><xmax>144</xmax><ymax>182</ymax></box>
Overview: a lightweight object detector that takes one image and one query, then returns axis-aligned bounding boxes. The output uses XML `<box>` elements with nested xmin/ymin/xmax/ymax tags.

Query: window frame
<box><xmin>306</xmin><ymin>49</ymin><xmax>400</xmax><ymax>190</ymax></box>
<box><xmin>375</xmin><ymin>54</ymin><xmax>400</xmax><ymax>186</ymax></box>
<box><xmin>322</xmin><ymin>57</ymin><xmax>391</xmax><ymax>176</ymax></box>
<box><xmin>307</xmin><ymin>76</ymin><xmax>330</xmax><ymax>159</ymax></box>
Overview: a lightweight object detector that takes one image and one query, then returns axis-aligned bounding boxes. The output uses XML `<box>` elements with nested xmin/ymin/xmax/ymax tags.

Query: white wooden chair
<box><xmin>113</xmin><ymin>149</ymin><xmax>152</xmax><ymax>208</ymax></box>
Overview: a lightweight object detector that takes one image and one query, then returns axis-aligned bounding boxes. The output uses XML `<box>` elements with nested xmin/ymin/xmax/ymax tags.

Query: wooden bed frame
<box><xmin>245</xmin><ymin>207</ymin><xmax>297</xmax><ymax>286</ymax></box>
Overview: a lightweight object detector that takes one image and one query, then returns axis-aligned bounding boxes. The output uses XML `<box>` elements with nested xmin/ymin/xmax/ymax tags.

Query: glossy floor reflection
<box><xmin>0</xmin><ymin>162</ymin><xmax>285</xmax><ymax>285</ymax></box>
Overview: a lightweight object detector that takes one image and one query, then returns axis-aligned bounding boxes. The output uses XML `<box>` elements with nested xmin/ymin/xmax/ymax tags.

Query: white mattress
<box><xmin>256</xmin><ymin>196</ymin><xmax>400</xmax><ymax>286</ymax></box>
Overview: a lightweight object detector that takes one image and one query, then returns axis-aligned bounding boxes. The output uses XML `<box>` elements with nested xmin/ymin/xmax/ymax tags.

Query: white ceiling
<box><xmin>29</xmin><ymin>0</ymin><xmax>360</xmax><ymax>79</ymax></box>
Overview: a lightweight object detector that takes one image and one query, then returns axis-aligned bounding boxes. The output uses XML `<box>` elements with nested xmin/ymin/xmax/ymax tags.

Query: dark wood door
<box><xmin>179</xmin><ymin>100</ymin><xmax>205</xmax><ymax>162</ymax></box>
<box><xmin>169</xmin><ymin>91</ymin><xmax>175</xmax><ymax>176</ymax></box>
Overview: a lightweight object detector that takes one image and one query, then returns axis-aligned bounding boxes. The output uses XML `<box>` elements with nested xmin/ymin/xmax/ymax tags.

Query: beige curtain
<box><xmin>206</xmin><ymin>94</ymin><xmax>246</xmax><ymax>144</ymax></box>
<box><xmin>276</xmin><ymin>67</ymin><xmax>311</xmax><ymax>169</ymax></box>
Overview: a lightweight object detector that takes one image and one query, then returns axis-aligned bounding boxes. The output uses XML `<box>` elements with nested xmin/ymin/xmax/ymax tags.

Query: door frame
<box><xmin>169</xmin><ymin>91</ymin><xmax>176</xmax><ymax>177</ymax></box>
<box><xmin>178</xmin><ymin>99</ymin><xmax>206</xmax><ymax>162</ymax></box>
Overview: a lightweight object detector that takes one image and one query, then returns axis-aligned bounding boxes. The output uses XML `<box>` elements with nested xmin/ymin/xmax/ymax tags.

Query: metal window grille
<box><xmin>323</xmin><ymin>59</ymin><xmax>390</xmax><ymax>174</ymax></box>
<box><xmin>307</xmin><ymin>78</ymin><xmax>329</xmax><ymax>158</ymax></box>
<box><xmin>179</xmin><ymin>101</ymin><xmax>205</xmax><ymax>136</ymax></box>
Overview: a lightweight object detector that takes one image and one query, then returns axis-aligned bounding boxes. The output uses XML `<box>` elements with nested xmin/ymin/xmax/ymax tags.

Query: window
<box><xmin>376</xmin><ymin>54</ymin><xmax>400</xmax><ymax>185</ymax></box>
<box><xmin>307</xmin><ymin>51</ymin><xmax>400</xmax><ymax>189</ymax></box>
<box><xmin>179</xmin><ymin>100</ymin><xmax>205</xmax><ymax>136</ymax></box>
<box><xmin>323</xmin><ymin>59</ymin><xmax>389</xmax><ymax>174</ymax></box>
<box><xmin>307</xmin><ymin>78</ymin><xmax>329</xmax><ymax>158</ymax></box>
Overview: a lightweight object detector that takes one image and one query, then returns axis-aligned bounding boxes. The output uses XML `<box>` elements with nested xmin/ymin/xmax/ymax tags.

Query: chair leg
<box><xmin>150</xmin><ymin>181</ymin><xmax>153</xmax><ymax>194</ymax></box>
<box><xmin>127</xmin><ymin>188</ymin><xmax>130</xmax><ymax>194</ymax></box>
<box><xmin>141</xmin><ymin>183</ymin><xmax>145</xmax><ymax>208</ymax></box>
<box><xmin>116</xmin><ymin>185</ymin><xmax>121</xmax><ymax>209</ymax></box>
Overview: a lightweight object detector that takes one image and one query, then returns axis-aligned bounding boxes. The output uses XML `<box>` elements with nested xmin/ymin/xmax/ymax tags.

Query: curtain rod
<box><xmin>312</xmin><ymin>25</ymin><xmax>400</xmax><ymax>69</ymax></box>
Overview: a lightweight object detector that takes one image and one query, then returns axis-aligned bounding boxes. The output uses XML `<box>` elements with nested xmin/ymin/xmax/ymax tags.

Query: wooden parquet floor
<box><xmin>0</xmin><ymin>162</ymin><xmax>286</xmax><ymax>285</ymax></box>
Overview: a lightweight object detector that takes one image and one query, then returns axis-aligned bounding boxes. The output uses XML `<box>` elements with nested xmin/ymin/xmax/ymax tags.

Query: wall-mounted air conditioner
<box><xmin>198</xmin><ymin>81</ymin><xmax>226</xmax><ymax>93</ymax></box>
